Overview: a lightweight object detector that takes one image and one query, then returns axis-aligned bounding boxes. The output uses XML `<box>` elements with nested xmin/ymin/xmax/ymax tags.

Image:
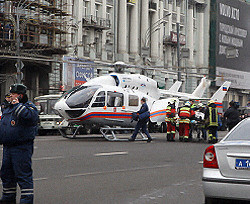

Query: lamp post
<box><xmin>141</xmin><ymin>13</ymin><xmax>171</xmax><ymax>65</ymax></box>
<box><xmin>8</xmin><ymin>0</ymin><xmax>34</xmax><ymax>84</ymax></box>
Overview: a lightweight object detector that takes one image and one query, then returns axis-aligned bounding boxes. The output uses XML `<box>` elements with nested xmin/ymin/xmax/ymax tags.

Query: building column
<box><xmin>151</xmin><ymin>0</ymin><xmax>159</xmax><ymax>61</ymax></box>
<box><xmin>141</xmin><ymin>0</ymin><xmax>149</xmax><ymax>48</ymax></box>
<box><xmin>102</xmin><ymin>0</ymin><xmax>107</xmax><ymax>61</ymax></box>
<box><xmin>89</xmin><ymin>0</ymin><xmax>96</xmax><ymax>60</ymax></box>
<box><xmin>158</xmin><ymin>0</ymin><xmax>164</xmax><ymax>66</ymax></box>
<box><xmin>129</xmin><ymin>3</ymin><xmax>139</xmax><ymax>56</ymax></box>
<box><xmin>197</xmin><ymin>4</ymin><xmax>206</xmax><ymax>67</ymax></box>
<box><xmin>117</xmin><ymin>0</ymin><xmax>127</xmax><ymax>56</ymax></box>
<box><xmin>75</xmin><ymin>0</ymin><xmax>83</xmax><ymax>57</ymax></box>
<box><xmin>166</xmin><ymin>2</ymin><xmax>173</xmax><ymax>67</ymax></box>
<box><xmin>187</xmin><ymin>3</ymin><xmax>194</xmax><ymax>67</ymax></box>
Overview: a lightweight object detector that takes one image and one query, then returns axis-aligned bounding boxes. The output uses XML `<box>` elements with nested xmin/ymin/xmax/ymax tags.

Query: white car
<box><xmin>202</xmin><ymin>118</ymin><xmax>250</xmax><ymax>203</ymax></box>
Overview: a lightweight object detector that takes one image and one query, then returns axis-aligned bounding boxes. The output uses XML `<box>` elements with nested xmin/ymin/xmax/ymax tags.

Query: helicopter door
<box><xmin>106</xmin><ymin>91</ymin><xmax>124</xmax><ymax>119</ymax></box>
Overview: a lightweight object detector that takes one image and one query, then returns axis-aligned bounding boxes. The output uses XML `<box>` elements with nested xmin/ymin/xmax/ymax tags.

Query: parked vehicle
<box><xmin>203</xmin><ymin>118</ymin><xmax>250</xmax><ymax>203</ymax></box>
<box><xmin>34</xmin><ymin>94</ymin><xmax>64</xmax><ymax>135</ymax></box>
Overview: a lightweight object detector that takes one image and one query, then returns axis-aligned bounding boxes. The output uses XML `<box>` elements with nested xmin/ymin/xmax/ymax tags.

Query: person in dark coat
<box><xmin>224</xmin><ymin>100</ymin><xmax>241</xmax><ymax>131</ymax></box>
<box><xmin>0</xmin><ymin>84</ymin><xmax>38</xmax><ymax>204</ymax></box>
<box><xmin>129</xmin><ymin>98</ymin><xmax>152</xmax><ymax>143</ymax></box>
<box><xmin>1</xmin><ymin>93</ymin><xmax>11</xmax><ymax>112</ymax></box>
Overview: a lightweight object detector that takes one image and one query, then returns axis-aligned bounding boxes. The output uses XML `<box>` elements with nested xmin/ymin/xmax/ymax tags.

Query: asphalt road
<box><xmin>0</xmin><ymin>131</ymin><xmax>228</xmax><ymax>204</ymax></box>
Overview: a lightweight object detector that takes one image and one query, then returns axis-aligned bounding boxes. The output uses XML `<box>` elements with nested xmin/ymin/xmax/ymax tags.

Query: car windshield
<box><xmin>66</xmin><ymin>85</ymin><xmax>100</xmax><ymax>108</ymax></box>
<box><xmin>224</xmin><ymin>119</ymin><xmax>250</xmax><ymax>141</ymax></box>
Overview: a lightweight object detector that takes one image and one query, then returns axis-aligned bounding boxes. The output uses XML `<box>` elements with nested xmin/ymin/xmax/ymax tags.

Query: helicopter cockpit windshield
<box><xmin>66</xmin><ymin>85</ymin><xmax>101</xmax><ymax>108</ymax></box>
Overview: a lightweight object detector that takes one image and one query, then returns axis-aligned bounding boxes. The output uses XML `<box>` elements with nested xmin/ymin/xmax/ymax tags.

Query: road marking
<box><xmin>33</xmin><ymin>156</ymin><xmax>64</xmax><ymax>161</ymax></box>
<box><xmin>198</xmin><ymin>161</ymin><xmax>203</xmax><ymax>164</ymax></box>
<box><xmin>35</xmin><ymin>137</ymin><xmax>63</xmax><ymax>142</ymax></box>
<box><xmin>65</xmin><ymin>164</ymin><xmax>172</xmax><ymax>178</ymax></box>
<box><xmin>34</xmin><ymin>178</ymin><xmax>48</xmax><ymax>181</ymax></box>
<box><xmin>94</xmin><ymin>151</ymin><xmax>128</xmax><ymax>157</ymax></box>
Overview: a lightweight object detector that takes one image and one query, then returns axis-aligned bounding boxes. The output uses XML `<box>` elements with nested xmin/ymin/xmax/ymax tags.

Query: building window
<box><xmin>95</xmin><ymin>4</ymin><xmax>102</xmax><ymax>17</ymax></box>
<box><xmin>129</xmin><ymin>95</ymin><xmax>139</xmax><ymax>106</ymax></box>
<box><xmin>83</xmin><ymin>1</ymin><xmax>89</xmax><ymax>16</ymax></box>
<box><xmin>193</xmin><ymin>5</ymin><xmax>196</xmax><ymax>18</ymax></box>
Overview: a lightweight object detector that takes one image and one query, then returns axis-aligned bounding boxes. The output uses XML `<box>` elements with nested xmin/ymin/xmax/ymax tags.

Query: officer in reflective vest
<box><xmin>178</xmin><ymin>101</ymin><xmax>195</xmax><ymax>142</ymax></box>
<box><xmin>165</xmin><ymin>99</ymin><xmax>177</xmax><ymax>141</ymax></box>
<box><xmin>0</xmin><ymin>84</ymin><xmax>38</xmax><ymax>204</ymax></box>
<box><xmin>205</xmin><ymin>100</ymin><xmax>219</xmax><ymax>143</ymax></box>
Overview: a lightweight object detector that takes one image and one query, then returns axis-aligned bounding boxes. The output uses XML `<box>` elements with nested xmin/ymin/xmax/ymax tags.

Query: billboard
<box><xmin>215</xmin><ymin>0</ymin><xmax>250</xmax><ymax>89</ymax></box>
<box><xmin>62</xmin><ymin>56</ymin><xmax>94</xmax><ymax>91</ymax></box>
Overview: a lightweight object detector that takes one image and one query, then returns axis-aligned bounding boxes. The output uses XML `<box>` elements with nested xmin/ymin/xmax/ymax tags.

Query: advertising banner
<box><xmin>215</xmin><ymin>0</ymin><xmax>250</xmax><ymax>89</ymax></box>
<box><xmin>62</xmin><ymin>56</ymin><xmax>94</xmax><ymax>91</ymax></box>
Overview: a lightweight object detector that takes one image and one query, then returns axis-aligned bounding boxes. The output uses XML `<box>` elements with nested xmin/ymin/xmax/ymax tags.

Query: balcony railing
<box><xmin>82</xmin><ymin>15</ymin><xmax>111</xmax><ymax>30</ymax></box>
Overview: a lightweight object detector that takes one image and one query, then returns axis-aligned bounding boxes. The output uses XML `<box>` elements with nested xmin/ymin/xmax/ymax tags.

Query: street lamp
<box><xmin>141</xmin><ymin>13</ymin><xmax>171</xmax><ymax>64</ymax></box>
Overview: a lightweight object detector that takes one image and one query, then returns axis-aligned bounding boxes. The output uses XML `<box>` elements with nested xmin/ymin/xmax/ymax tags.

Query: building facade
<box><xmin>66</xmin><ymin>0</ymin><xmax>209</xmax><ymax>95</ymax></box>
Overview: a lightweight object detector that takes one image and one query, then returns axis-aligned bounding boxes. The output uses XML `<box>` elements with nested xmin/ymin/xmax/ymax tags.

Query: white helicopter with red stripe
<box><xmin>54</xmin><ymin>73</ymin><xmax>217</xmax><ymax>141</ymax></box>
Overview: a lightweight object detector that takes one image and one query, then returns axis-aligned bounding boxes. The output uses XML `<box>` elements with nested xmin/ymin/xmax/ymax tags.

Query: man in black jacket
<box><xmin>129</xmin><ymin>98</ymin><xmax>152</xmax><ymax>143</ymax></box>
<box><xmin>224</xmin><ymin>100</ymin><xmax>241</xmax><ymax>131</ymax></box>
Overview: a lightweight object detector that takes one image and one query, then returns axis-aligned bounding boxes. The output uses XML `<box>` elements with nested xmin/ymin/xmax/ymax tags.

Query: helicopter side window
<box><xmin>92</xmin><ymin>91</ymin><xmax>106</xmax><ymax>107</ymax></box>
<box><xmin>107</xmin><ymin>92</ymin><xmax>123</xmax><ymax>107</ymax></box>
<box><xmin>129</xmin><ymin>95</ymin><xmax>139</xmax><ymax>106</ymax></box>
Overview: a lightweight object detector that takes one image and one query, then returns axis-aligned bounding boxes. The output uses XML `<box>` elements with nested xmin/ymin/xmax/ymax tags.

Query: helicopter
<box><xmin>54</xmin><ymin>72</ymin><xmax>230</xmax><ymax>141</ymax></box>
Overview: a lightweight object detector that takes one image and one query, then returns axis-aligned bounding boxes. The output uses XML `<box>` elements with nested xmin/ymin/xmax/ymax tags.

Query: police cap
<box><xmin>10</xmin><ymin>84</ymin><xmax>27</xmax><ymax>94</ymax></box>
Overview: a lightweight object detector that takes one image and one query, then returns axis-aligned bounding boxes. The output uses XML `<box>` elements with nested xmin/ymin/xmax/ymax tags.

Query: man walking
<box><xmin>0</xmin><ymin>84</ymin><xmax>38</xmax><ymax>204</ymax></box>
<box><xmin>129</xmin><ymin>98</ymin><xmax>152</xmax><ymax>143</ymax></box>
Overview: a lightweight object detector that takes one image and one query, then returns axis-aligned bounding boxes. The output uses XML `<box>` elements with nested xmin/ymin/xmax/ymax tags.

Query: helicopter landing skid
<box><xmin>58</xmin><ymin>125</ymin><xmax>82</xmax><ymax>139</ymax></box>
<box><xmin>100</xmin><ymin>127</ymin><xmax>148</xmax><ymax>141</ymax></box>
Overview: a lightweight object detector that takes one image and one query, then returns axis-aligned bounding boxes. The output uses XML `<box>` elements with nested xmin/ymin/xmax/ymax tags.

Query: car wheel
<box><xmin>205</xmin><ymin>197</ymin><xmax>221</xmax><ymax>204</ymax></box>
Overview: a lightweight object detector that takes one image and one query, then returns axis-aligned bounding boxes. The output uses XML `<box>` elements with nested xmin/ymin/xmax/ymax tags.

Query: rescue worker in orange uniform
<box><xmin>165</xmin><ymin>99</ymin><xmax>177</xmax><ymax>141</ymax></box>
<box><xmin>178</xmin><ymin>101</ymin><xmax>195</xmax><ymax>142</ymax></box>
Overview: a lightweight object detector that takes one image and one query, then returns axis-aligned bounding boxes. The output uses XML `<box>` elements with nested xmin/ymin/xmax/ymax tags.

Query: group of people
<box><xmin>165</xmin><ymin>99</ymin><xmax>244</xmax><ymax>143</ymax></box>
<box><xmin>127</xmin><ymin>97</ymin><xmax>244</xmax><ymax>144</ymax></box>
<box><xmin>0</xmin><ymin>84</ymin><xmax>38</xmax><ymax>204</ymax></box>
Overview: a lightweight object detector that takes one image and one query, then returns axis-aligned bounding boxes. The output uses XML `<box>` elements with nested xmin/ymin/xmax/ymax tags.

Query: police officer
<box><xmin>1</xmin><ymin>93</ymin><xmax>11</xmax><ymax>112</ymax></box>
<box><xmin>0</xmin><ymin>84</ymin><xmax>38</xmax><ymax>204</ymax></box>
<box><xmin>224</xmin><ymin>100</ymin><xmax>241</xmax><ymax>131</ymax></box>
<box><xmin>129</xmin><ymin>98</ymin><xmax>152</xmax><ymax>143</ymax></box>
<box><xmin>205</xmin><ymin>100</ymin><xmax>219</xmax><ymax>143</ymax></box>
<box><xmin>165</xmin><ymin>99</ymin><xmax>177</xmax><ymax>141</ymax></box>
<box><xmin>178</xmin><ymin>101</ymin><xmax>195</xmax><ymax>142</ymax></box>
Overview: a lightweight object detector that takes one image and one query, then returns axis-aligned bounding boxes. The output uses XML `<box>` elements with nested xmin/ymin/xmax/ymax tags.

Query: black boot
<box><xmin>0</xmin><ymin>199</ymin><xmax>16</xmax><ymax>204</ymax></box>
<box><xmin>166</xmin><ymin>134</ymin><xmax>171</xmax><ymax>141</ymax></box>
